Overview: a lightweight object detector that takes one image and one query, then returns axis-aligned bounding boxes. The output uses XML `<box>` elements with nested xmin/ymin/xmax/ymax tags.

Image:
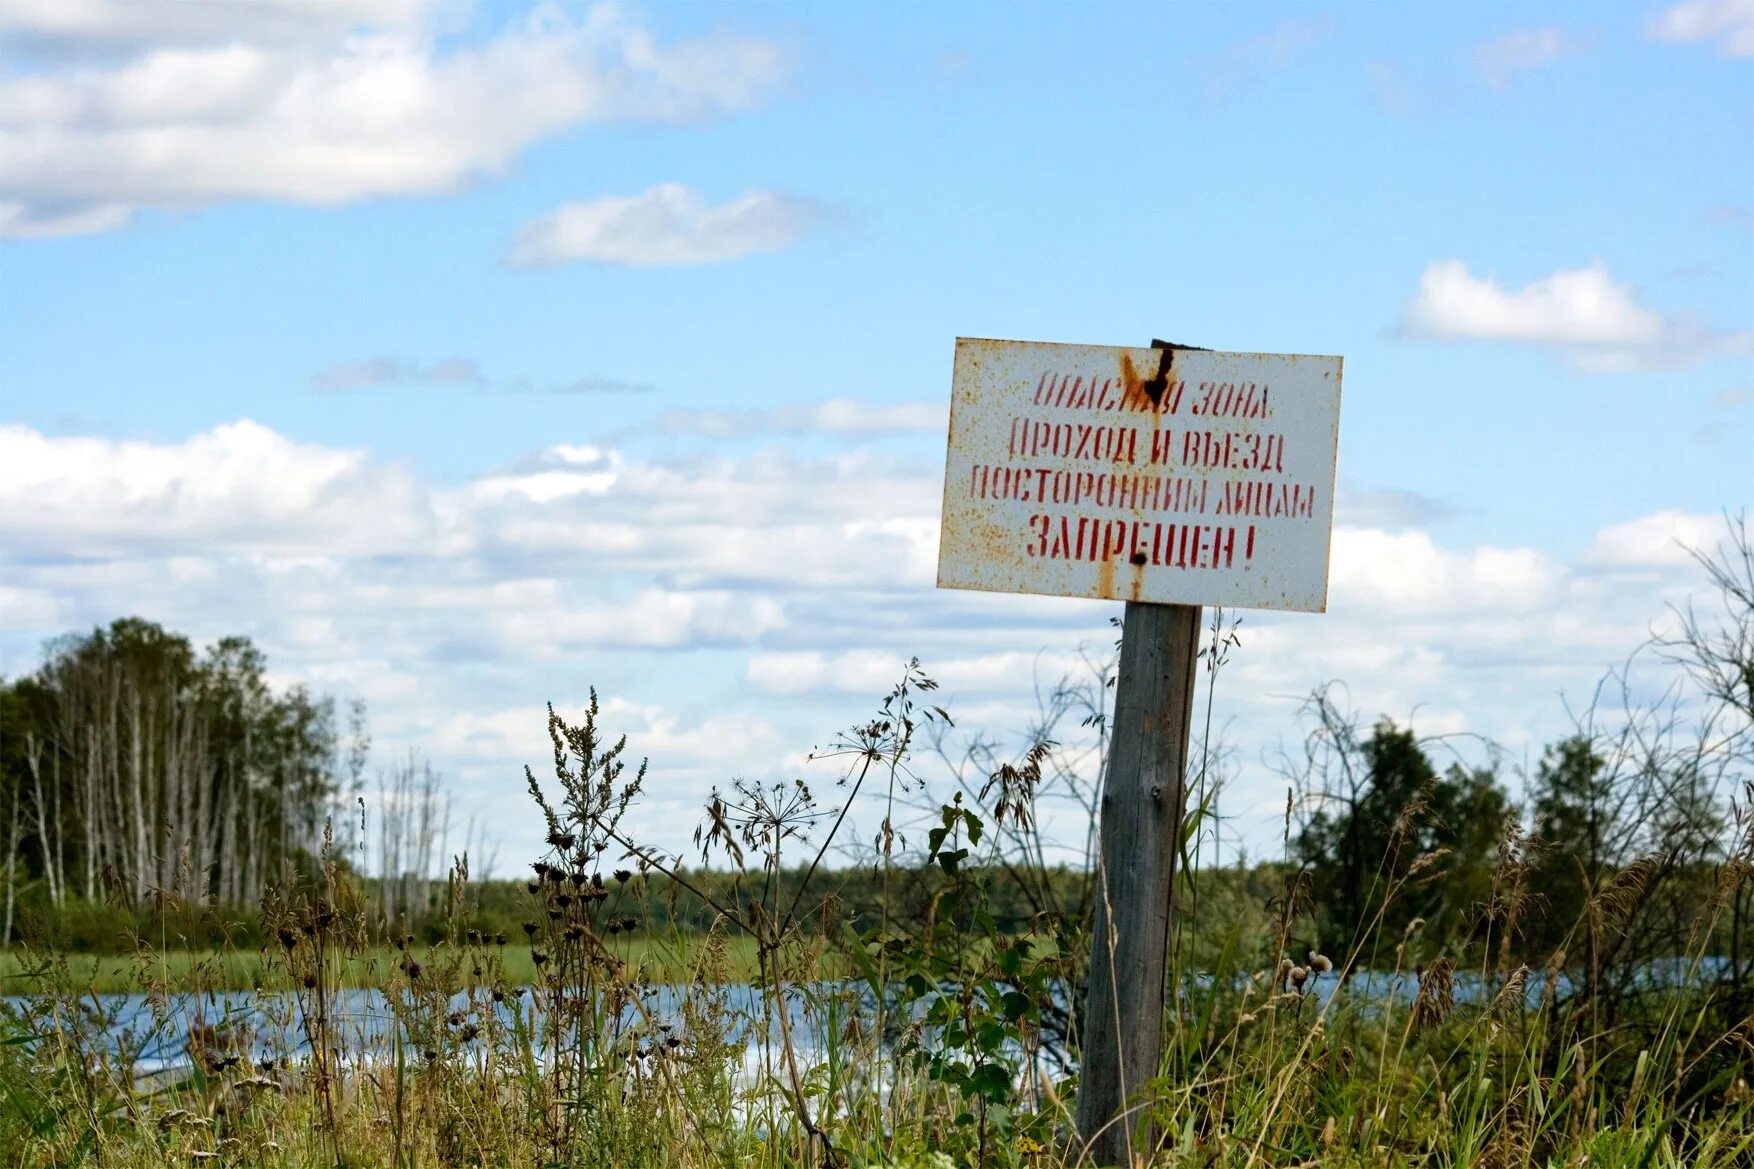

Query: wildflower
<box><xmin>1308</xmin><ymin>950</ymin><xmax>1333</xmax><ymax>974</ymax></box>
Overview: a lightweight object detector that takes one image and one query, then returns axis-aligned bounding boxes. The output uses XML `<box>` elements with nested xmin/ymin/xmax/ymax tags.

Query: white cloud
<box><xmin>1331</xmin><ymin>528</ymin><xmax>1556</xmax><ymax>614</ymax></box>
<box><xmin>0</xmin><ymin>0</ymin><xmax>430</xmax><ymax>47</ymax></box>
<box><xmin>1471</xmin><ymin>26</ymin><xmax>1594</xmax><ymax>87</ymax></box>
<box><xmin>0</xmin><ymin>4</ymin><xmax>788</xmax><ymax>237</ymax></box>
<box><xmin>0</xmin><ymin>419</ymin><xmax>440</xmax><ymax>556</ymax></box>
<box><xmin>0</xmin><ymin>417</ymin><xmax>1737</xmax><ymax>862</ymax></box>
<box><xmin>1399</xmin><ymin>260</ymin><xmax>1753</xmax><ymax>370</ymax></box>
<box><xmin>0</xmin><ymin>585</ymin><xmax>61</xmax><ymax>631</ymax></box>
<box><xmin>1647</xmin><ymin>0</ymin><xmax>1754</xmax><ymax>57</ymax></box>
<box><xmin>506</xmin><ymin>183</ymin><xmax>826</xmax><ymax>268</ymax></box>
<box><xmin>433</xmin><ymin>698</ymin><xmax>784</xmax><ymax>771</ymax></box>
<box><xmin>1581</xmin><ymin>510</ymin><xmax>1731</xmax><ymax>570</ymax></box>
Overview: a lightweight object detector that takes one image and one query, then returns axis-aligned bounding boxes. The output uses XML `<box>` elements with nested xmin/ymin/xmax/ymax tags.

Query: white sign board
<box><xmin>937</xmin><ymin>338</ymin><xmax>1342</xmax><ymax>613</ymax></box>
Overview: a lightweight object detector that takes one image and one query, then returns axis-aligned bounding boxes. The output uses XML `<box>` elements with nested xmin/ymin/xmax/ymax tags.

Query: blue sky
<box><xmin>2</xmin><ymin>1</ymin><xmax>1750</xmax><ymax>871</ymax></box>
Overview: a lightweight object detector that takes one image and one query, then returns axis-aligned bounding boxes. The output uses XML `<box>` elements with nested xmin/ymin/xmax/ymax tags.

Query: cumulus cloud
<box><xmin>1471</xmin><ymin>26</ymin><xmax>1595</xmax><ymax>87</ymax></box>
<box><xmin>0</xmin><ymin>417</ymin><xmax>1734</xmax><ymax>860</ymax></box>
<box><xmin>1580</xmin><ymin>510</ymin><xmax>1734</xmax><ymax>571</ymax></box>
<box><xmin>0</xmin><ymin>419</ymin><xmax>440</xmax><ymax>556</ymax></box>
<box><xmin>0</xmin><ymin>4</ymin><xmax>788</xmax><ymax>237</ymax></box>
<box><xmin>1399</xmin><ymin>260</ymin><xmax>1754</xmax><ymax>370</ymax></box>
<box><xmin>506</xmin><ymin>183</ymin><xmax>827</xmax><ymax>268</ymax></box>
<box><xmin>1647</xmin><ymin>0</ymin><xmax>1754</xmax><ymax>57</ymax></box>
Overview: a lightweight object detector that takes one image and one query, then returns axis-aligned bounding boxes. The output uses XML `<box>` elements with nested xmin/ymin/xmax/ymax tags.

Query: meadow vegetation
<box><xmin>2</xmin><ymin>516</ymin><xmax>1753</xmax><ymax>1167</ymax></box>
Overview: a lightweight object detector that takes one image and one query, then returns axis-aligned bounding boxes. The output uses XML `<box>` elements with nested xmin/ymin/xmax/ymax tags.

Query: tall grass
<box><xmin>2</xmin><ymin>660</ymin><xmax>1752</xmax><ymax>1169</ymax></box>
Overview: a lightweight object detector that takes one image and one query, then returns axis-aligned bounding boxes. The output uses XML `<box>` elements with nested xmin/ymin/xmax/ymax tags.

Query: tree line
<box><xmin>0</xmin><ymin>618</ymin><xmax>357</xmax><ymax>944</ymax></box>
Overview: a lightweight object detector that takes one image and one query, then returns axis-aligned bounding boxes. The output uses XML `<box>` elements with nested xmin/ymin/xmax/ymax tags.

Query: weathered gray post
<box><xmin>1076</xmin><ymin>599</ymin><xmax>1201</xmax><ymax>1166</ymax></box>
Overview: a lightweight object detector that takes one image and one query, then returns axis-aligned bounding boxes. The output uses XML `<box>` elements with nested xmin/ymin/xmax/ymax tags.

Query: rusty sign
<box><xmin>937</xmin><ymin>337</ymin><xmax>1342</xmax><ymax>612</ymax></box>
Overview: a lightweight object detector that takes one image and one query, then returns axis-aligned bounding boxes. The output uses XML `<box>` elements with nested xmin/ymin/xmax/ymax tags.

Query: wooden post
<box><xmin>1076</xmin><ymin>599</ymin><xmax>1201</xmax><ymax>1166</ymax></box>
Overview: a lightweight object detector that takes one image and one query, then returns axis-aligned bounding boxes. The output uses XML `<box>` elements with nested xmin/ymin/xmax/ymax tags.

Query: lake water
<box><xmin>3</xmin><ymin>956</ymin><xmax>1733</xmax><ymax>1078</ymax></box>
<box><xmin>3</xmin><ymin>981</ymin><xmax>843</xmax><ymax>1077</ymax></box>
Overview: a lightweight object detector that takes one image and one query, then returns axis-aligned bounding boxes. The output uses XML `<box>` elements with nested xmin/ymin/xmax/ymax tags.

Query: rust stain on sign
<box><xmin>937</xmin><ymin>337</ymin><xmax>1343</xmax><ymax>613</ymax></box>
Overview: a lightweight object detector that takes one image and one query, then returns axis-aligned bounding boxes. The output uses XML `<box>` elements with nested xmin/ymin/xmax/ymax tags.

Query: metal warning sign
<box><xmin>936</xmin><ymin>337</ymin><xmax>1342</xmax><ymax>613</ymax></box>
